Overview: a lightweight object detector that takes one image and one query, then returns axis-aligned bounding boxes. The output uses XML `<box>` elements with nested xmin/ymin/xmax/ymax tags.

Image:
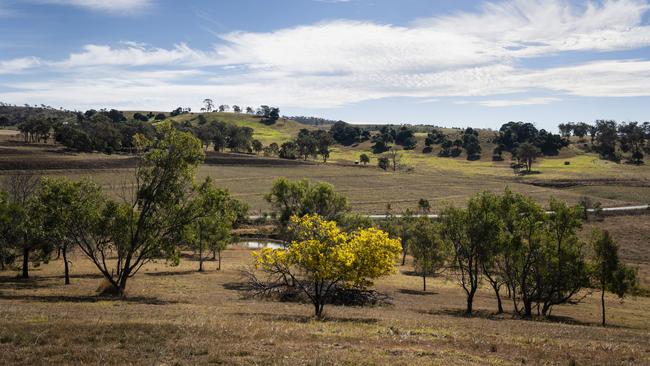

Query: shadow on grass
<box><xmin>0</xmin><ymin>275</ymin><xmax>56</xmax><ymax>290</ymax></box>
<box><xmin>223</xmin><ymin>282</ymin><xmax>253</xmax><ymax>292</ymax></box>
<box><xmin>0</xmin><ymin>294</ymin><xmax>178</xmax><ymax>305</ymax></box>
<box><xmin>398</xmin><ymin>289</ymin><xmax>439</xmax><ymax>296</ymax></box>
<box><xmin>421</xmin><ymin>307</ymin><xmax>511</xmax><ymax>321</ymax></box>
<box><xmin>233</xmin><ymin>312</ymin><xmax>379</xmax><ymax>324</ymax></box>
<box><xmin>422</xmin><ymin>307</ymin><xmax>627</xmax><ymax>328</ymax></box>
<box><xmin>144</xmin><ymin>270</ymin><xmax>197</xmax><ymax>277</ymax></box>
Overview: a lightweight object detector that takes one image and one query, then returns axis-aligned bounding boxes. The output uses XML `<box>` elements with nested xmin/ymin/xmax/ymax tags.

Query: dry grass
<box><xmin>1</xmin><ymin>215</ymin><xmax>649</xmax><ymax>365</ymax></box>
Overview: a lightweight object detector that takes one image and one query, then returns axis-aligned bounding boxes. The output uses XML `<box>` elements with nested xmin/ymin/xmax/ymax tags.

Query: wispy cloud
<box><xmin>479</xmin><ymin>97</ymin><xmax>561</xmax><ymax>107</ymax></box>
<box><xmin>34</xmin><ymin>0</ymin><xmax>152</xmax><ymax>13</ymax></box>
<box><xmin>0</xmin><ymin>0</ymin><xmax>649</xmax><ymax>111</ymax></box>
<box><xmin>0</xmin><ymin>57</ymin><xmax>42</xmax><ymax>74</ymax></box>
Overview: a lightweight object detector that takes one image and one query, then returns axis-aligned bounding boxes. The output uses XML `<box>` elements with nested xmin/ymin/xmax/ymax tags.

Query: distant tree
<box><xmin>417</xmin><ymin>198</ymin><xmax>430</xmax><ymax>214</ymax></box>
<box><xmin>371</xmin><ymin>136</ymin><xmax>391</xmax><ymax>154</ymax></box>
<box><xmin>424</xmin><ymin>129</ymin><xmax>445</xmax><ymax>146</ymax></box>
<box><xmin>295</xmin><ymin>129</ymin><xmax>318</xmax><ymax>160</ymax></box>
<box><xmin>183</xmin><ymin>177</ymin><xmax>242</xmax><ymax>272</ymax></box>
<box><xmin>462</xmin><ymin>128</ymin><xmax>481</xmax><ymax>160</ymax></box>
<box><xmin>132</xmin><ymin>112</ymin><xmax>149</xmax><ymax>122</ymax></box>
<box><xmin>572</xmin><ymin>122</ymin><xmax>590</xmax><ymax>139</ymax></box>
<box><xmin>451</xmin><ymin>139</ymin><xmax>463</xmax><ymax>157</ymax></box>
<box><xmin>439</xmin><ymin>139</ymin><xmax>452</xmax><ymax>157</ymax></box>
<box><xmin>155</xmin><ymin>113</ymin><xmax>166</xmax><ymax>120</ymax></box>
<box><xmin>263</xmin><ymin>142</ymin><xmax>280</xmax><ymax>157</ymax></box>
<box><xmin>245</xmin><ymin>106</ymin><xmax>254</xmax><ymax>114</ymax></box>
<box><xmin>594</xmin><ymin>120</ymin><xmax>619</xmax><ymax>161</ymax></box>
<box><xmin>103</xmin><ymin>109</ymin><xmax>126</xmax><ymax>123</ymax></box>
<box><xmin>388</xmin><ymin>148</ymin><xmax>401</xmax><ymax>172</ymax></box>
<box><xmin>218</xmin><ymin>104</ymin><xmax>230</xmax><ymax>112</ymax></box>
<box><xmin>232</xmin><ymin>105</ymin><xmax>241</xmax><ymax>113</ymax></box>
<box><xmin>590</xmin><ymin>230</ymin><xmax>638</xmax><ymax>326</ymax></box>
<box><xmin>408</xmin><ymin>218</ymin><xmax>448</xmax><ymax>291</ymax></box>
<box><xmin>203</xmin><ymin>99</ymin><xmax>214</xmax><ymax>112</ymax></box>
<box><xmin>279</xmin><ymin>141</ymin><xmax>299</xmax><ymax>159</ymax></box>
<box><xmin>618</xmin><ymin>122</ymin><xmax>645</xmax><ymax>165</ymax></box>
<box><xmin>558</xmin><ymin>123</ymin><xmax>573</xmax><ymax>137</ymax></box>
<box><xmin>252</xmin><ymin>139</ymin><xmax>263</xmax><ymax>155</ymax></box>
<box><xmin>515</xmin><ymin>142</ymin><xmax>540</xmax><ymax>172</ymax></box>
<box><xmin>1</xmin><ymin>173</ymin><xmax>49</xmax><ymax>279</ymax></box>
<box><xmin>35</xmin><ymin>178</ymin><xmax>100</xmax><ymax>284</ymax></box>
<box><xmin>264</xmin><ymin>178</ymin><xmax>349</xmax><ymax>231</ymax></box>
<box><xmin>314</xmin><ymin>130</ymin><xmax>334</xmax><ymax>162</ymax></box>
<box><xmin>377</xmin><ymin>156</ymin><xmax>390</xmax><ymax>170</ymax></box>
<box><xmin>395</xmin><ymin>126</ymin><xmax>417</xmax><ymax>150</ymax></box>
<box><xmin>359</xmin><ymin>153</ymin><xmax>370</xmax><ymax>166</ymax></box>
<box><xmin>330</xmin><ymin>121</ymin><xmax>362</xmax><ymax>146</ymax></box>
<box><xmin>440</xmin><ymin>192</ymin><xmax>501</xmax><ymax>315</ymax></box>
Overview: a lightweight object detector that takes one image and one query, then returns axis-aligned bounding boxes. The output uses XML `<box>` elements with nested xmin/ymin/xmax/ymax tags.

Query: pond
<box><xmin>236</xmin><ymin>240</ymin><xmax>286</xmax><ymax>250</ymax></box>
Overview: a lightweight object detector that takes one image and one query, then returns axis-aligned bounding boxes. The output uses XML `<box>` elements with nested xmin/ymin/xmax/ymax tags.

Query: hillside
<box><xmin>168</xmin><ymin>112</ymin><xmax>315</xmax><ymax>145</ymax></box>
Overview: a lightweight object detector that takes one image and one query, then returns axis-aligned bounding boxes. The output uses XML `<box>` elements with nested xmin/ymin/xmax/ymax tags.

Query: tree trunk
<box><xmin>117</xmin><ymin>276</ymin><xmax>128</xmax><ymax>297</ymax></box>
<box><xmin>422</xmin><ymin>273</ymin><xmax>426</xmax><ymax>292</ymax></box>
<box><xmin>523</xmin><ymin>299</ymin><xmax>533</xmax><ymax>318</ymax></box>
<box><xmin>198</xmin><ymin>247</ymin><xmax>204</xmax><ymax>272</ymax></box>
<box><xmin>401</xmin><ymin>248</ymin><xmax>407</xmax><ymax>266</ymax></box>
<box><xmin>217</xmin><ymin>250</ymin><xmax>222</xmax><ymax>271</ymax></box>
<box><xmin>63</xmin><ymin>245</ymin><xmax>70</xmax><ymax>285</ymax></box>
<box><xmin>494</xmin><ymin>286</ymin><xmax>504</xmax><ymax>314</ymax></box>
<box><xmin>601</xmin><ymin>284</ymin><xmax>606</xmax><ymax>326</ymax></box>
<box><xmin>466</xmin><ymin>290</ymin><xmax>475</xmax><ymax>315</ymax></box>
<box><xmin>21</xmin><ymin>247</ymin><xmax>29</xmax><ymax>279</ymax></box>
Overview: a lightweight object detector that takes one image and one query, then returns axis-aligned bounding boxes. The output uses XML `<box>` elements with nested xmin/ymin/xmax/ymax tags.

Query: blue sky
<box><xmin>1</xmin><ymin>0</ymin><xmax>649</xmax><ymax>130</ymax></box>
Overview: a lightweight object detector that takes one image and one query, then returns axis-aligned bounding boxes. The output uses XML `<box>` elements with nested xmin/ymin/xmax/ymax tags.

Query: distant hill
<box><xmin>0</xmin><ymin>104</ymin><xmax>77</xmax><ymax>126</ymax></box>
<box><xmin>169</xmin><ymin>112</ymin><xmax>314</xmax><ymax>145</ymax></box>
<box><xmin>286</xmin><ymin>116</ymin><xmax>340</xmax><ymax>127</ymax></box>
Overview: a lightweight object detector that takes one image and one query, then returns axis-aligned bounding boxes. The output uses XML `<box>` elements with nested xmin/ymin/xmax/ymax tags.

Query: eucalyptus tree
<box><xmin>408</xmin><ymin>218</ymin><xmax>448</xmax><ymax>291</ymax></box>
<box><xmin>51</xmin><ymin>123</ymin><xmax>208</xmax><ymax>295</ymax></box>
<box><xmin>590</xmin><ymin>229</ymin><xmax>638</xmax><ymax>326</ymax></box>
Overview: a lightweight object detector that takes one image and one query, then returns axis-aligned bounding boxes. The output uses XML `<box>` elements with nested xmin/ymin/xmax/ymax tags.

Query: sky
<box><xmin>0</xmin><ymin>0</ymin><xmax>649</xmax><ymax>130</ymax></box>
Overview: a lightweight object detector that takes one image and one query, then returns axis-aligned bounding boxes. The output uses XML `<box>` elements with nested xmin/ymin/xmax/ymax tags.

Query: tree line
<box><xmin>0</xmin><ymin>123</ymin><xmax>247</xmax><ymax>294</ymax></box>
<box><xmin>559</xmin><ymin>120</ymin><xmax>649</xmax><ymax>164</ymax></box>
<box><xmin>259</xmin><ymin>179</ymin><xmax>639</xmax><ymax>324</ymax></box>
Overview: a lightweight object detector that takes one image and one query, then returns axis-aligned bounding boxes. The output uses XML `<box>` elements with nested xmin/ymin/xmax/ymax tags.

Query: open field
<box><xmin>1</xmin><ymin>143</ymin><xmax>648</xmax><ymax>214</ymax></box>
<box><xmin>1</xmin><ymin>215</ymin><xmax>649</xmax><ymax>365</ymax></box>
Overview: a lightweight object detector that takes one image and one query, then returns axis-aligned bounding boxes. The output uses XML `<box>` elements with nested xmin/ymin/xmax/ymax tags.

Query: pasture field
<box><xmin>0</xmin><ymin>143</ymin><xmax>648</xmax><ymax>214</ymax></box>
<box><xmin>0</xmin><ymin>214</ymin><xmax>649</xmax><ymax>365</ymax></box>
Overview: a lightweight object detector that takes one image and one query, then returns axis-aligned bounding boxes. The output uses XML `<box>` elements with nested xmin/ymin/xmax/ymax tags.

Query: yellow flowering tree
<box><xmin>254</xmin><ymin>214</ymin><xmax>401</xmax><ymax>318</ymax></box>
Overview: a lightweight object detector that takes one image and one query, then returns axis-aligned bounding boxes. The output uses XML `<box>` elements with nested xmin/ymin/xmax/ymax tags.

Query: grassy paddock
<box><xmin>1</xmin><ymin>215</ymin><xmax>649</xmax><ymax>365</ymax></box>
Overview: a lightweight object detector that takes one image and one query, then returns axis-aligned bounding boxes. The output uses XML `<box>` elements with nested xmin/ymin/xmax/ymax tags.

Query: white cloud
<box><xmin>35</xmin><ymin>0</ymin><xmax>151</xmax><ymax>13</ymax></box>
<box><xmin>1</xmin><ymin>0</ymin><xmax>650</xmax><ymax>110</ymax></box>
<box><xmin>0</xmin><ymin>57</ymin><xmax>41</xmax><ymax>74</ymax></box>
<box><xmin>479</xmin><ymin>97</ymin><xmax>561</xmax><ymax>107</ymax></box>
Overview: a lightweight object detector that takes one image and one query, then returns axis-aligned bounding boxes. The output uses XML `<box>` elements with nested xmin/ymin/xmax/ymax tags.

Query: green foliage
<box><xmin>48</xmin><ymin>122</ymin><xmax>211</xmax><ymax>295</ymax></box>
<box><xmin>407</xmin><ymin>218</ymin><xmax>448</xmax><ymax>291</ymax></box>
<box><xmin>377</xmin><ymin>156</ymin><xmax>390</xmax><ymax>170</ymax></box>
<box><xmin>265</xmin><ymin>178</ymin><xmax>349</xmax><ymax>232</ymax></box>
<box><xmin>515</xmin><ymin>142</ymin><xmax>540</xmax><ymax>172</ymax></box>
<box><xmin>330</xmin><ymin>121</ymin><xmax>363</xmax><ymax>146</ymax></box>
<box><xmin>183</xmin><ymin>177</ymin><xmax>247</xmax><ymax>271</ymax></box>
<box><xmin>359</xmin><ymin>153</ymin><xmax>370</xmax><ymax>165</ymax></box>
<box><xmin>590</xmin><ymin>229</ymin><xmax>638</xmax><ymax>325</ymax></box>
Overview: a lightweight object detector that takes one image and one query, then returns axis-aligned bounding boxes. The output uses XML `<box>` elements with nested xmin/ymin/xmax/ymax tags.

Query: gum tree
<box><xmin>53</xmin><ymin>123</ymin><xmax>207</xmax><ymax>295</ymax></box>
<box><xmin>590</xmin><ymin>229</ymin><xmax>638</xmax><ymax>326</ymax></box>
